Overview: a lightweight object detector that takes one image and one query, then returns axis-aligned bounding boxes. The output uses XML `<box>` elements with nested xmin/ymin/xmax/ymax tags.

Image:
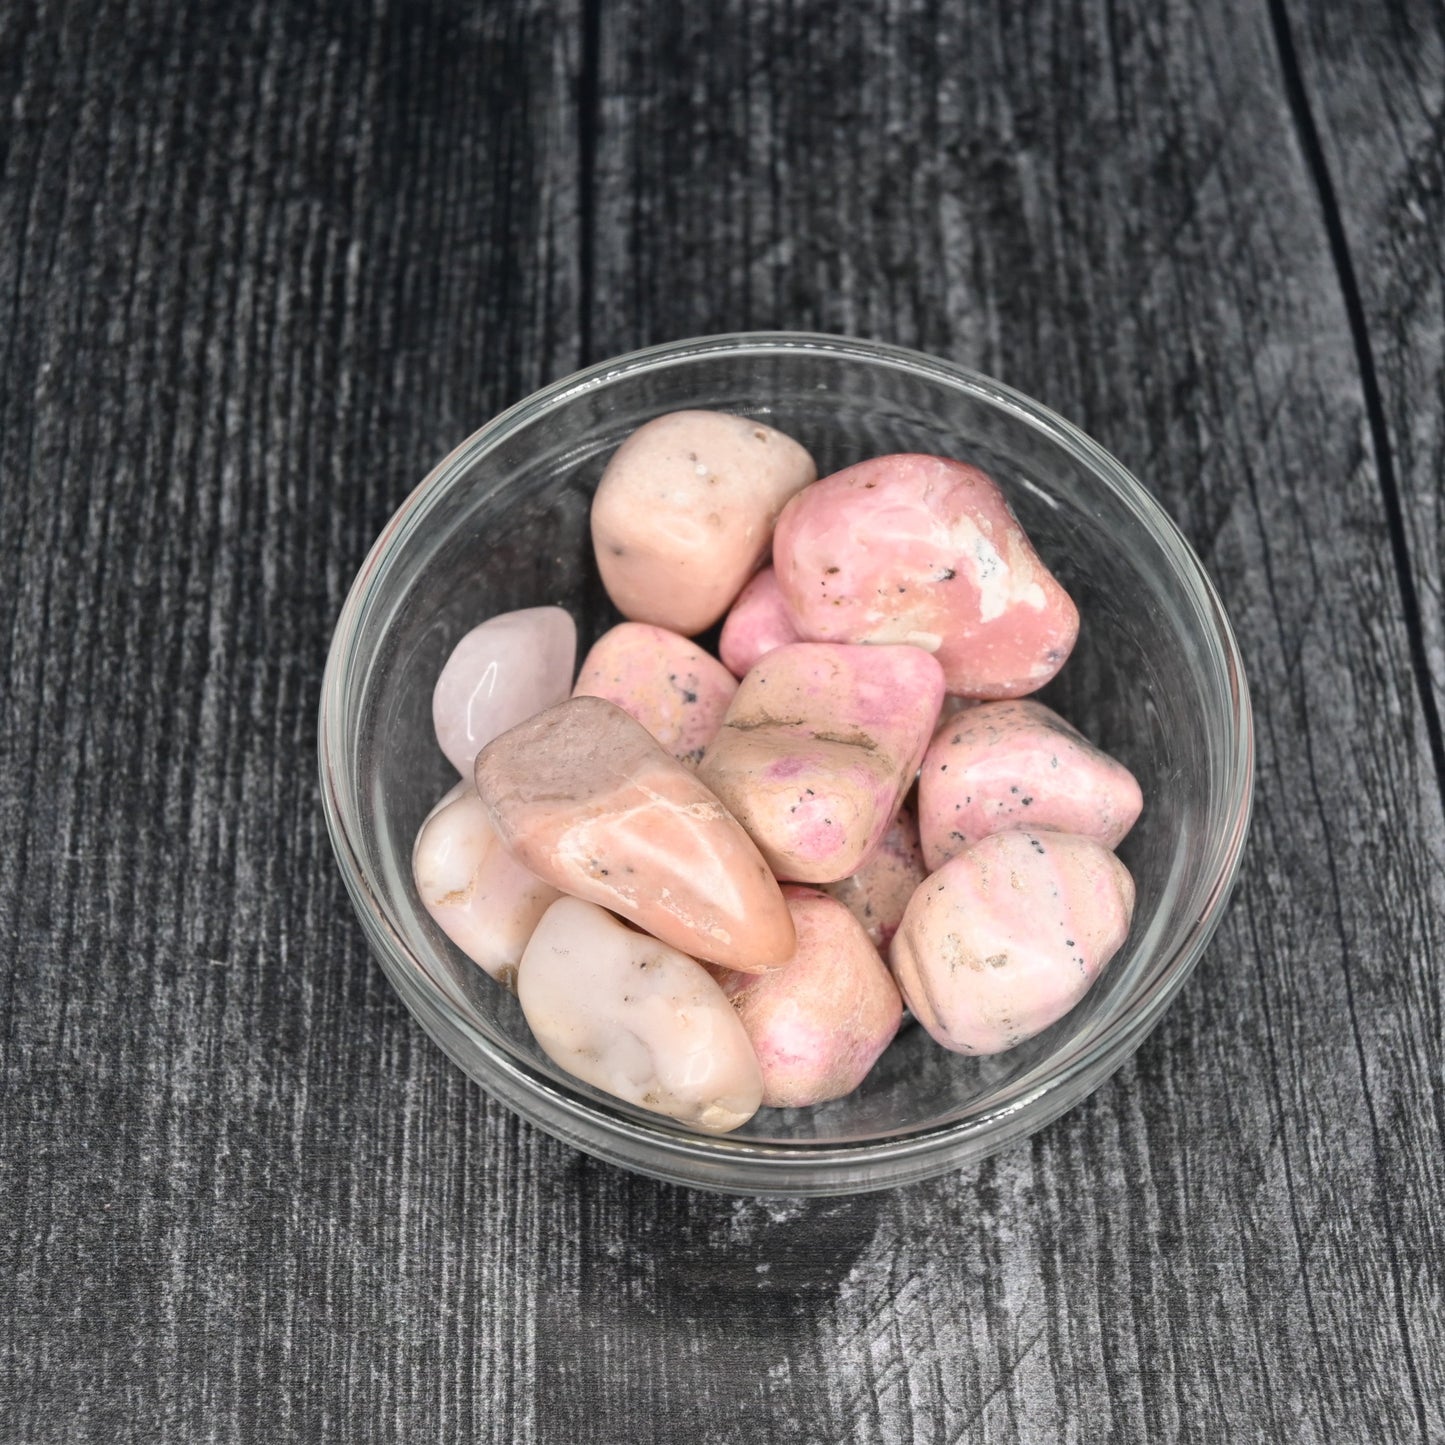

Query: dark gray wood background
<box><xmin>2</xmin><ymin>0</ymin><xmax>1442</xmax><ymax>1440</ymax></box>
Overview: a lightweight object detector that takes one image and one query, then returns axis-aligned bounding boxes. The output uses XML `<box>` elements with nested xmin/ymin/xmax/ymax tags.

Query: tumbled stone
<box><xmin>432</xmin><ymin>606</ymin><xmax>577</xmax><ymax>774</ymax></box>
<box><xmin>572</xmin><ymin>621</ymin><xmax>737</xmax><ymax>768</ymax></box>
<box><xmin>821</xmin><ymin>802</ymin><xmax>927</xmax><ymax>950</ymax></box>
<box><xmin>591</xmin><ymin>410</ymin><xmax>816</xmax><ymax>635</ymax></box>
<box><xmin>917</xmin><ymin>699</ymin><xmax>1143</xmax><ymax>870</ymax></box>
<box><xmin>518</xmin><ymin>897</ymin><xmax>763</xmax><ymax>1133</ymax></box>
<box><xmin>890</xmin><ymin>830</ymin><xmax>1135</xmax><ymax>1055</ymax></box>
<box><xmin>709</xmin><ymin>887</ymin><xmax>901</xmax><ymax>1109</ymax></box>
<box><xmin>475</xmin><ymin>696</ymin><xmax>795</xmax><ymax>971</ymax></box>
<box><xmin>412</xmin><ymin>780</ymin><xmax>561</xmax><ymax>989</ymax></box>
<box><xmin>697</xmin><ymin>642</ymin><xmax>944</xmax><ymax>884</ymax></box>
<box><xmin>773</xmin><ymin>453</ymin><xmax>1078</xmax><ymax>698</ymax></box>
<box><xmin>718</xmin><ymin>566</ymin><xmax>803</xmax><ymax>678</ymax></box>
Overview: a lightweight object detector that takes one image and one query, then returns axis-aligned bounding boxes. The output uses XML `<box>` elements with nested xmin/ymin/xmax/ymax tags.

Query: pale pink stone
<box><xmin>917</xmin><ymin>700</ymin><xmax>1143</xmax><ymax>870</ymax></box>
<box><xmin>772</xmin><ymin>454</ymin><xmax>1079</xmax><ymax>698</ymax></box>
<box><xmin>718</xmin><ymin>567</ymin><xmax>803</xmax><ymax>678</ymax></box>
<box><xmin>821</xmin><ymin>803</ymin><xmax>927</xmax><ymax>950</ymax></box>
<box><xmin>432</xmin><ymin>606</ymin><xmax>577</xmax><ymax>774</ymax></box>
<box><xmin>412</xmin><ymin>781</ymin><xmax>561</xmax><ymax>989</ymax></box>
<box><xmin>709</xmin><ymin>887</ymin><xmax>901</xmax><ymax>1109</ymax></box>
<box><xmin>591</xmin><ymin>410</ymin><xmax>816</xmax><ymax>635</ymax></box>
<box><xmin>697</xmin><ymin>643</ymin><xmax>944</xmax><ymax>884</ymax></box>
<box><xmin>475</xmin><ymin>696</ymin><xmax>795</xmax><ymax>972</ymax></box>
<box><xmin>572</xmin><ymin>622</ymin><xmax>737</xmax><ymax>768</ymax></box>
<box><xmin>518</xmin><ymin>897</ymin><xmax>763</xmax><ymax>1133</ymax></box>
<box><xmin>890</xmin><ymin>830</ymin><xmax>1135</xmax><ymax>1055</ymax></box>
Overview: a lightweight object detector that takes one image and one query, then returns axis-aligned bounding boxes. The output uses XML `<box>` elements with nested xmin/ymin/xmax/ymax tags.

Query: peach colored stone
<box><xmin>918</xmin><ymin>700</ymin><xmax>1143</xmax><ymax>870</ymax></box>
<box><xmin>474</xmin><ymin>696</ymin><xmax>795</xmax><ymax>972</ymax></box>
<box><xmin>519</xmin><ymin>898</ymin><xmax>763</xmax><ymax>1133</ymax></box>
<box><xmin>412</xmin><ymin>781</ymin><xmax>561</xmax><ymax>989</ymax></box>
<box><xmin>709</xmin><ymin>887</ymin><xmax>901</xmax><ymax>1108</ymax></box>
<box><xmin>697</xmin><ymin>642</ymin><xmax>944</xmax><ymax>885</ymax></box>
<box><xmin>772</xmin><ymin>453</ymin><xmax>1078</xmax><ymax>698</ymax></box>
<box><xmin>432</xmin><ymin>606</ymin><xmax>577</xmax><ymax>774</ymax></box>
<box><xmin>718</xmin><ymin>566</ymin><xmax>803</xmax><ymax>678</ymax></box>
<box><xmin>821</xmin><ymin>803</ymin><xmax>927</xmax><ymax>950</ymax></box>
<box><xmin>572</xmin><ymin>621</ymin><xmax>737</xmax><ymax>768</ymax></box>
<box><xmin>591</xmin><ymin>410</ymin><xmax>816</xmax><ymax>635</ymax></box>
<box><xmin>890</xmin><ymin>830</ymin><xmax>1135</xmax><ymax>1055</ymax></box>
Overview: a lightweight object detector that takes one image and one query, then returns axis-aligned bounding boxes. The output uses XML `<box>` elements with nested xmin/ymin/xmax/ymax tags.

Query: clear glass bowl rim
<box><xmin>318</xmin><ymin>330</ymin><xmax>1255</xmax><ymax>1195</ymax></box>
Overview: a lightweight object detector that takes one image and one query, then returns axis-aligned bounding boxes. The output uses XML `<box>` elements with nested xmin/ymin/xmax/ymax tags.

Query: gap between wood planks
<box><xmin>1268</xmin><ymin>0</ymin><xmax>1445</xmax><ymax>822</ymax></box>
<box><xmin>1268</xmin><ymin>3</ymin><xmax>1439</xmax><ymax>1441</ymax></box>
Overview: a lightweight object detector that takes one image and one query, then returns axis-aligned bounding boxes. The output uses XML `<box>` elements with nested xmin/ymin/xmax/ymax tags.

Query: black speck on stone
<box><xmin>1021</xmin><ymin>796</ymin><xmax>1032</xmax><ymax>806</ymax></box>
<box><xmin>1010</xmin><ymin>786</ymin><xmax>1019</xmax><ymax>794</ymax></box>
<box><xmin>940</xmin><ymin>764</ymin><xmax>948</xmax><ymax>772</ymax></box>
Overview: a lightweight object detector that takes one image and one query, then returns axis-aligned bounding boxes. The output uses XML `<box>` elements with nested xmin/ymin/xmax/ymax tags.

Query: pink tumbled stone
<box><xmin>432</xmin><ymin>606</ymin><xmax>577</xmax><ymax>775</ymax></box>
<box><xmin>772</xmin><ymin>453</ymin><xmax>1079</xmax><ymax>698</ymax></box>
<box><xmin>890</xmin><ymin>830</ymin><xmax>1135</xmax><ymax>1055</ymax></box>
<box><xmin>519</xmin><ymin>897</ymin><xmax>764</xmax><ymax>1133</ymax></box>
<box><xmin>697</xmin><ymin>642</ymin><xmax>944</xmax><ymax>884</ymax></box>
<box><xmin>821</xmin><ymin>803</ymin><xmax>928</xmax><ymax>950</ymax></box>
<box><xmin>718</xmin><ymin>567</ymin><xmax>803</xmax><ymax>678</ymax></box>
<box><xmin>412</xmin><ymin>781</ymin><xmax>561</xmax><ymax>989</ymax></box>
<box><xmin>475</xmin><ymin>696</ymin><xmax>795</xmax><ymax>972</ymax></box>
<box><xmin>709</xmin><ymin>886</ymin><xmax>901</xmax><ymax>1109</ymax></box>
<box><xmin>572</xmin><ymin>621</ymin><xmax>737</xmax><ymax>768</ymax></box>
<box><xmin>591</xmin><ymin>410</ymin><xmax>816</xmax><ymax>636</ymax></box>
<box><xmin>917</xmin><ymin>700</ymin><xmax>1143</xmax><ymax>870</ymax></box>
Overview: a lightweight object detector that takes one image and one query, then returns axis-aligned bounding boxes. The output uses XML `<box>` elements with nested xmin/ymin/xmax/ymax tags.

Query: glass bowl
<box><xmin>318</xmin><ymin>332</ymin><xmax>1253</xmax><ymax>1196</ymax></box>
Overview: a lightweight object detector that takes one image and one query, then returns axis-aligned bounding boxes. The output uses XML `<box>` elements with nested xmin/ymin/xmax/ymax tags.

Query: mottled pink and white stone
<box><xmin>518</xmin><ymin>897</ymin><xmax>764</xmax><ymax>1133</ymax></box>
<box><xmin>718</xmin><ymin>566</ymin><xmax>803</xmax><ymax>678</ymax></box>
<box><xmin>412</xmin><ymin>781</ymin><xmax>561</xmax><ymax>989</ymax></box>
<box><xmin>697</xmin><ymin>642</ymin><xmax>944</xmax><ymax>885</ymax></box>
<box><xmin>917</xmin><ymin>700</ymin><xmax>1143</xmax><ymax>870</ymax></box>
<box><xmin>591</xmin><ymin>410</ymin><xmax>816</xmax><ymax>636</ymax></box>
<box><xmin>890</xmin><ymin>830</ymin><xmax>1135</xmax><ymax>1055</ymax></box>
<box><xmin>772</xmin><ymin>453</ymin><xmax>1079</xmax><ymax>698</ymax></box>
<box><xmin>432</xmin><ymin>606</ymin><xmax>577</xmax><ymax>775</ymax></box>
<box><xmin>709</xmin><ymin>886</ymin><xmax>901</xmax><ymax>1109</ymax></box>
<box><xmin>572</xmin><ymin>621</ymin><xmax>737</xmax><ymax>768</ymax></box>
<box><xmin>475</xmin><ymin>696</ymin><xmax>795</xmax><ymax>972</ymax></box>
<box><xmin>821</xmin><ymin>802</ymin><xmax>928</xmax><ymax>950</ymax></box>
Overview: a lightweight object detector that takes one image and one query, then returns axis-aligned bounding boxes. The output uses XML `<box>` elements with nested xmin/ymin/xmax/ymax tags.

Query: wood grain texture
<box><xmin>2</xmin><ymin>1</ymin><xmax>1443</xmax><ymax>1442</ymax></box>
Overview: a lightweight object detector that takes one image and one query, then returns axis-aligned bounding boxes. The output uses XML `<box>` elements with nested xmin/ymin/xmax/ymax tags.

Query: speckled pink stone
<box><xmin>432</xmin><ymin>606</ymin><xmax>577</xmax><ymax>774</ymax></box>
<box><xmin>709</xmin><ymin>887</ymin><xmax>901</xmax><ymax>1109</ymax></box>
<box><xmin>821</xmin><ymin>803</ymin><xmax>928</xmax><ymax>950</ymax></box>
<box><xmin>917</xmin><ymin>700</ymin><xmax>1143</xmax><ymax>870</ymax></box>
<box><xmin>697</xmin><ymin>642</ymin><xmax>945</xmax><ymax>884</ymax></box>
<box><xmin>572</xmin><ymin>621</ymin><xmax>737</xmax><ymax>767</ymax></box>
<box><xmin>772</xmin><ymin>453</ymin><xmax>1079</xmax><ymax>698</ymax></box>
<box><xmin>718</xmin><ymin>566</ymin><xmax>803</xmax><ymax>678</ymax></box>
<box><xmin>890</xmin><ymin>829</ymin><xmax>1135</xmax><ymax>1055</ymax></box>
<box><xmin>591</xmin><ymin>410</ymin><xmax>816</xmax><ymax>635</ymax></box>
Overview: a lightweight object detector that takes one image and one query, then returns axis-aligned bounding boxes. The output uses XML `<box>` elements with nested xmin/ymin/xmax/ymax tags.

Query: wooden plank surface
<box><xmin>2</xmin><ymin>1</ymin><xmax>1443</xmax><ymax>1441</ymax></box>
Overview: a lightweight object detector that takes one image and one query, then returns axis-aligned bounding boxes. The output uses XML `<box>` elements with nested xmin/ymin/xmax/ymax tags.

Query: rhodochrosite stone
<box><xmin>718</xmin><ymin>566</ymin><xmax>803</xmax><ymax>678</ymax></box>
<box><xmin>474</xmin><ymin>696</ymin><xmax>795</xmax><ymax>971</ymax></box>
<box><xmin>772</xmin><ymin>453</ymin><xmax>1078</xmax><ymax>698</ymax></box>
<box><xmin>518</xmin><ymin>898</ymin><xmax>764</xmax><ymax>1133</ymax></box>
<box><xmin>432</xmin><ymin>606</ymin><xmax>577</xmax><ymax>774</ymax></box>
<box><xmin>572</xmin><ymin>621</ymin><xmax>737</xmax><ymax>768</ymax></box>
<box><xmin>697</xmin><ymin>642</ymin><xmax>944</xmax><ymax>884</ymax></box>
<box><xmin>820</xmin><ymin>802</ymin><xmax>928</xmax><ymax>950</ymax></box>
<box><xmin>917</xmin><ymin>699</ymin><xmax>1143</xmax><ymax>870</ymax></box>
<box><xmin>890</xmin><ymin>830</ymin><xmax>1135</xmax><ymax>1055</ymax></box>
<box><xmin>709</xmin><ymin>886</ymin><xmax>901</xmax><ymax>1108</ymax></box>
<box><xmin>411</xmin><ymin>781</ymin><xmax>560</xmax><ymax>988</ymax></box>
<box><xmin>590</xmin><ymin>410</ymin><xmax>816</xmax><ymax>635</ymax></box>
